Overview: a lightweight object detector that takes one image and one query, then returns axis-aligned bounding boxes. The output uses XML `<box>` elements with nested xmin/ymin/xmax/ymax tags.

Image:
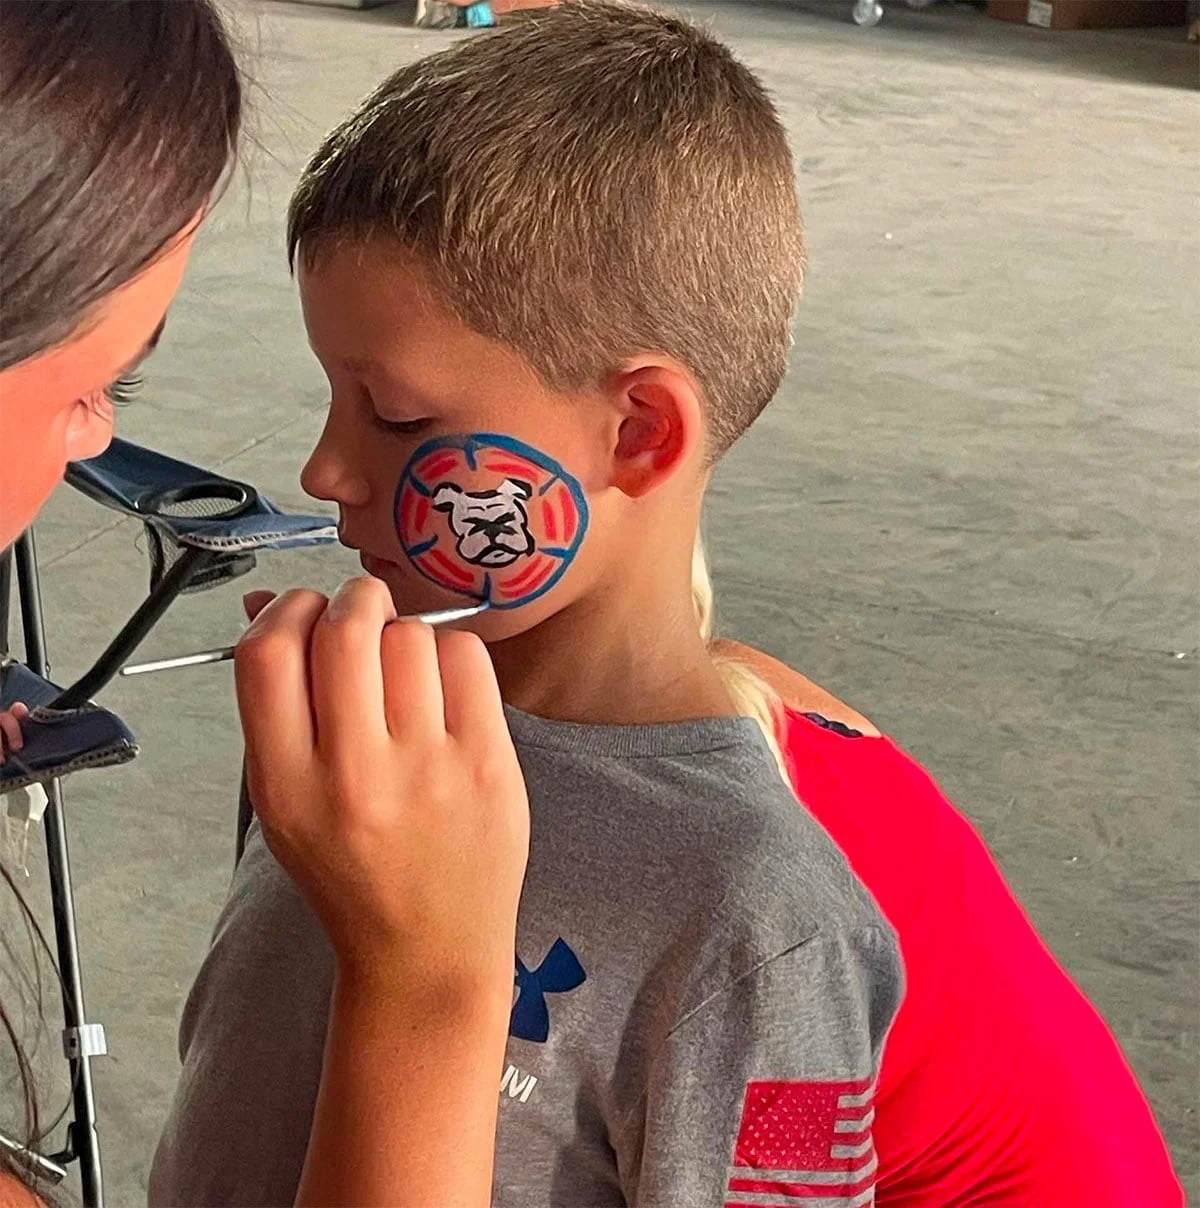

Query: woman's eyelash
<box><xmin>105</xmin><ymin>373</ymin><xmax>144</xmax><ymax>406</ymax></box>
<box><xmin>372</xmin><ymin>414</ymin><xmax>431</xmax><ymax>436</ymax></box>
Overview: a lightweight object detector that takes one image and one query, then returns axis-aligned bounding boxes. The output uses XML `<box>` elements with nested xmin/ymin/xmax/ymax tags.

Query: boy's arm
<box><xmin>623</xmin><ymin>926</ymin><xmax>901</xmax><ymax>1208</ymax></box>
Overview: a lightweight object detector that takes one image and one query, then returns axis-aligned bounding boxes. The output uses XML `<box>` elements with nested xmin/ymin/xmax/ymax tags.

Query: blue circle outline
<box><xmin>393</xmin><ymin>433</ymin><xmax>589</xmax><ymax>611</ymax></box>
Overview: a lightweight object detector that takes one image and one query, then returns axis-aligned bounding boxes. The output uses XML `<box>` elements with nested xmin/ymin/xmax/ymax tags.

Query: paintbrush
<box><xmin>119</xmin><ymin>602</ymin><xmax>489</xmax><ymax>677</ymax></box>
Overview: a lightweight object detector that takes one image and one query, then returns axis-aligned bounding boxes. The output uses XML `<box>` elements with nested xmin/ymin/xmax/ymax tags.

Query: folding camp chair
<box><xmin>0</xmin><ymin>437</ymin><xmax>335</xmax><ymax>1207</ymax></box>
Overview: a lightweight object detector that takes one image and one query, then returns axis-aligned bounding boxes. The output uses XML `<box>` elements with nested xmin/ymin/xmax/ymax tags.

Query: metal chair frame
<box><xmin>0</xmin><ymin>533</ymin><xmax>211</xmax><ymax>1205</ymax></box>
<box><xmin>0</xmin><ymin>438</ymin><xmax>333</xmax><ymax>1206</ymax></box>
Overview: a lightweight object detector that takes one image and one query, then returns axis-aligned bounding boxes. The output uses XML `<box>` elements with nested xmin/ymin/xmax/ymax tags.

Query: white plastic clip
<box><xmin>62</xmin><ymin>1023</ymin><xmax>107</xmax><ymax>1060</ymax></box>
<box><xmin>2</xmin><ymin>782</ymin><xmax>49</xmax><ymax>875</ymax></box>
<box><xmin>4</xmin><ymin>781</ymin><xmax>49</xmax><ymax>825</ymax></box>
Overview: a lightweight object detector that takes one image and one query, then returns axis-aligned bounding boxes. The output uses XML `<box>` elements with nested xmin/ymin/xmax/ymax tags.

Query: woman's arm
<box><xmin>301</xmin><ymin>968</ymin><xmax>512</xmax><ymax>1208</ymax></box>
<box><xmin>235</xmin><ymin>581</ymin><xmax>528</xmax><ymax>1208</ymax></box>
<box><xmin>0</xmin><ymin>1170</ymin><xmax>43</xmax><ymax>1208</ymax></box>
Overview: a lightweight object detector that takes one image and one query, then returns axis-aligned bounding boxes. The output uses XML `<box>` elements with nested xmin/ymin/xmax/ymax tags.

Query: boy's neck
<box><xmin>488</xmin><ymin>565</ymin><xmax>734</xmax><ymax>727</ymax></box>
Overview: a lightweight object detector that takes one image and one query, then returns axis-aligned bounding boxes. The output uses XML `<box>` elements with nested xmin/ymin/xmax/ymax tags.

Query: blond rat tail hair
<box><xmin>693</xmin><ymin>537</ymin><xmax>791</xmax><ymax>786</ymax></box>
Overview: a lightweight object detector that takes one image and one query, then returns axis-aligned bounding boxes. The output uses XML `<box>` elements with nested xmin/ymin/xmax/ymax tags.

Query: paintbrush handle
<box><xmin>121</xmin><ymin>647</ymin><xmax>234</xmax><ymax>676</ymax></box>
<box><xmin>119</xmin><ymin>602</ymin><xmax>489</xmax><ymax>677</ymax></box>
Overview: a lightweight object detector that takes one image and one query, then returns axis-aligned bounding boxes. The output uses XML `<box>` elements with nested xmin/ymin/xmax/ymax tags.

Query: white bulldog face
<box><xmin>432</xmin><ymin>478</ymin><xmax>535</xmax><ymax>568</ymax></box>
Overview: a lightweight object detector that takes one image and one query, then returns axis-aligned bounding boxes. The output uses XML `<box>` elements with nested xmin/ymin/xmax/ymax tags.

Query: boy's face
<box><xmin>298</xmin><ymin>240</ymin><xmax>610</xmax><ymax>640</ymax></box>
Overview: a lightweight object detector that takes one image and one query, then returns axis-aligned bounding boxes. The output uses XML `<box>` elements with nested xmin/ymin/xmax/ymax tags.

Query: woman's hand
<box><xmin>233</xmin><ymin>578</ymin><xmax>529</xmax><ymax>992</ymax></box>
<box><xmin>0</xmin><ymin>702</ymin><xmax>30</xmax><ymax>764</ymax></box>
<box><xmin>234</xmin><ymin>578</ymin><xmax>527</xmax><ymax>1207</ymax></box>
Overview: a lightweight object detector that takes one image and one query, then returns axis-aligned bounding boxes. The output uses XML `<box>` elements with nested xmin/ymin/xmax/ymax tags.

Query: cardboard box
<box><xmin>987</xmin><ymin>0</ymin><xmax>1187</xmax><ymax>28</ymax></box>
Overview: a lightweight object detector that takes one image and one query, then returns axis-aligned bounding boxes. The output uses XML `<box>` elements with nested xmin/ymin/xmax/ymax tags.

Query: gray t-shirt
<box><xmin>151</xmin><ymin>709</ymin><xmax>901</xmax><ymax>1207</ymax></box>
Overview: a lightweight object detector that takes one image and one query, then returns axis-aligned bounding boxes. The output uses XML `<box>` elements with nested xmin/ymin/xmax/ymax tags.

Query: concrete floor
<box><xmin>6</xmin><ymin>1</ymin><xmax>1196</xmax><ymax>1202</ymax></box>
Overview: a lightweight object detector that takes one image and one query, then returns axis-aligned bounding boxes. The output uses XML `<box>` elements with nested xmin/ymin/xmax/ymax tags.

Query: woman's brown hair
<box><xmin>0</xmin><ymin>0</ymin><xmax>241</xmax><ymax>1193</ymax></box>
<box><xmin>0</xmin><ymin>0</ymin><xmax>242</xmax><ymax>370</ymax></box>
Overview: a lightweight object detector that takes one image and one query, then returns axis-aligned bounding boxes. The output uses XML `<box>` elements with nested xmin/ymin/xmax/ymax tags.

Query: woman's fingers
<box><xmin>380</xmin><ymin>619</ymin><xmax>444</xmax><ymax>743</ymax></box>
<box><xmin>309</xmin><ymin>577</ymin><xmax>397</xmax><ymax>753</ymax></box>
<box><xmin>234</xmin><ymin>589</ymin><xmax>328</xmax><ymax>796</ymax></box>
<box><xmin>436</xmin><ymin>629</ymin><xmax>506</xmax><ymax>743</ymax></box>
<box><xmin>226</xmin><ymin>581</ymin><xmax>532</xmax><ymax>994</ymax></box>
<box><xmin>0</xmin><ymin>707</ymin><xmax>25</xmax><ymax>761</ymax></box>
<box><xmin>242</xmin><ymin>590</ymin><xmax>278</xmax><ymax>623</ymax></box>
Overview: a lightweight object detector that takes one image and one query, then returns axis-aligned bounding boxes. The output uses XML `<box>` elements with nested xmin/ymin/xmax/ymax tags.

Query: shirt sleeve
<box><xmin>619</xmin><ymin>926</ymin><xmax>901</xmax><ymax>1208</ymax></box>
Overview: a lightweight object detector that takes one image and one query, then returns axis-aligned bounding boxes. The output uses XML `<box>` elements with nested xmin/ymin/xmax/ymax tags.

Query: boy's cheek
<box><xmin>390</xmin><ymin>432</ymin><xmax>589</xmax><ymax>621</ymax></box>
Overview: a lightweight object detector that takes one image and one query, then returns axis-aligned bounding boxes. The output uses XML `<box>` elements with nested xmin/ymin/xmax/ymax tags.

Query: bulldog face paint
<box><xmin>395</xmin><ymin>434</ymin><xmax>588</xmax><ymax>609</ymax></box>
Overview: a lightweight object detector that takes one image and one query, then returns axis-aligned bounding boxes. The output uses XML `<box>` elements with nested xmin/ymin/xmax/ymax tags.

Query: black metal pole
<box><xmin>13</xmin><ymin>530</ymin><xmax>104</xmax><ymax>1208</ymax></box>
<box><xmin>0</xmin><ymin>546</ymin><xmax>12</xmax><ymax>660</ymax></box>
<box><xmin>50</xmin><ymin>545</ymin><xmax>215</xmax><ymax>710</ymax></box>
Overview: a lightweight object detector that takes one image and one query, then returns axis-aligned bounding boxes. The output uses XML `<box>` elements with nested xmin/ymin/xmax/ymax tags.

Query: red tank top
<box><xmin>780</xmin><ymin>706</ymin><xmax>1182</xmax><ymax>1207</ymax></box>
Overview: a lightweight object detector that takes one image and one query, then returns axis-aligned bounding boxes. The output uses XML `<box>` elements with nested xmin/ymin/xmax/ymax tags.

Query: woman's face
<box><xmin>0</xmin><ymin>223</ymin><xmax>200</xmax><ymax>551</ymax></box>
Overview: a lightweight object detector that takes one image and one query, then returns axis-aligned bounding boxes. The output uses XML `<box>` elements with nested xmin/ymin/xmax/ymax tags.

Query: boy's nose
<box><xmin>301</xmin><ymin>425</ymin><xmax>370</xmax><ymax>509</ymax></box>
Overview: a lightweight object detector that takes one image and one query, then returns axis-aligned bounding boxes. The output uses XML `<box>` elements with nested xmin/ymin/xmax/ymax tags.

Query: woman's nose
<box><xmin>301</xmin><ymin>422</ymin><xmax>370</xmax><ymax>508</ymax></box>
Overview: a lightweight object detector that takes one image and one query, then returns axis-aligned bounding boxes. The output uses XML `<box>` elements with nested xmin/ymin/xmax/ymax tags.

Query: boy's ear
<box><xmin>607</xmin><ymin>361</ymin><xmax>705</xmax><ymax>499</ymax></box>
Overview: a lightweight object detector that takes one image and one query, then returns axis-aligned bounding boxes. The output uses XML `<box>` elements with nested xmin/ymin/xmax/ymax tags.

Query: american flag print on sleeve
<box><xmin>619</xmin><ymin>928</ymin><xmax>900</xmax><ymax>1208</ymax></box>
<box><xmin>726</xmin><ymin>1078</ymin><xmax>878</xmax><ymax>1208</ymax></box>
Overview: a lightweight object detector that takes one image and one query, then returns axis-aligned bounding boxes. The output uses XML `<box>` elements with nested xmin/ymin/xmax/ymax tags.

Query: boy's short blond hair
<box><xmin>287</xmin><ymin>0</ymin><xmax>804</xmax><ymax>456</ymax></box>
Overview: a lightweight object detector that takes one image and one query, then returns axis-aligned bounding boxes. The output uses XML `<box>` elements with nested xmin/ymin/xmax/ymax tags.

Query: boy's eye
<box><xmin>105</xmin><ymin>373</ymin><xmax>144</xmax><ymax>406</ymax></box>
<box><xmin>372</xmin><ymin>414</ymin><xmax>431</xmax><ymax>437</ymax></box>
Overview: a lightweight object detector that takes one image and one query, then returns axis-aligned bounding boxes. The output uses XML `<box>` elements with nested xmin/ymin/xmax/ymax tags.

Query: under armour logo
<box><xmin>510</xmin><ymin>938</ymin><xmax>586</xmax><ymax>1043</ymax></box>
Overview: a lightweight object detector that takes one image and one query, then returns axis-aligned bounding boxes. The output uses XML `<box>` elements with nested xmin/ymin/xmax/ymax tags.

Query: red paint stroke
<box><xmin>398</xmin><ymin>487</ymin><xmax>416</xmax><ymax>540</ymax></box>
<box><xmin>416</xmin><ymin>454</ymin><xmax>459</xmax><ymax>481</ymax></box>
<box><xmin>414</xmin><ymin>496</ymin><xmax>430</xmax><ymax>534</ymax></box>
<box><xmin>506</xmin><ymin>562</ymin><xmax>555</xmax><ymax>598</ymax></box>
<box><xmin>502</xmin><ymin>554</ymin><xmax>552</xmax><ymax>593</ymax></box>
<box><xmin>423</xmin><ymin>549</ymin><xmax>475</xmax><ymax>588</ymax></box>
<box><xmin>482</xmin><ymin>460</ymin><xmax>538</xmax><ymax>478</ymax></box>
<box><xmin>495</xmin><ymin>553</ymin><xmax>553</xmax><ymax>596</ymax></box>
<box><xmin>497</xmin><ymin>560</ymin><xmax>554</xmax><ymax>599</ymax></box>
<box><xmin>542</xmin><ymin>498</ymin><xmax>558</xmax><ymax>542</ymax></box>
<box><xmin>557</xmin><ymin>484</ymin><xmax>577</xmax><ymax>537</ymax></box>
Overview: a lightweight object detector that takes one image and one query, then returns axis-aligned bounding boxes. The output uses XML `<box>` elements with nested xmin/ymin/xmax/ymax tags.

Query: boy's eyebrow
<box><xmin>339</xmin><ymin>354</ymin><xmax>442</xmax><ymax>412</ymax></box>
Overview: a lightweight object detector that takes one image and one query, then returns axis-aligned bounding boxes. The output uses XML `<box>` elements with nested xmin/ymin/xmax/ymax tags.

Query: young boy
<box><xmin>150</xmin><ymin>5</ymin><xmax>902</xmax><ymax>1205</ymax></box>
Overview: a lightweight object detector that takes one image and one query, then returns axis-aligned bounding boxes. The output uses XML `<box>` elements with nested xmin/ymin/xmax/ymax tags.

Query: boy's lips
<box><xmin>338</xmin><ymin>531</ymin><xmax>403</xmax><ymax>577</ymax></box>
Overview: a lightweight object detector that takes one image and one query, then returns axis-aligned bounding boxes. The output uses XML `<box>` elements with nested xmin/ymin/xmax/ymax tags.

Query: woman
<box><xmin>0</xmin><ymin>4</ymin><xmax>528</xmax><ymax>1206</ymax></box>
<box><xmin>696</xmin><ymin>545</ymin><xmax>1184</xmax><ymax>1206</ymax></box>
<box><xmin>4</xmin><ymin>6</ymin><xmax>1179</xmax><ymax>1206</ymax></box>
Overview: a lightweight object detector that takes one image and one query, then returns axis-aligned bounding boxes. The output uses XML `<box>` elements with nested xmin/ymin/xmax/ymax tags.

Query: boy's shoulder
<box><xmin>510</xmin><ymin>707</ymin><xmax>890</xmax><ymax>950</ymax></box>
